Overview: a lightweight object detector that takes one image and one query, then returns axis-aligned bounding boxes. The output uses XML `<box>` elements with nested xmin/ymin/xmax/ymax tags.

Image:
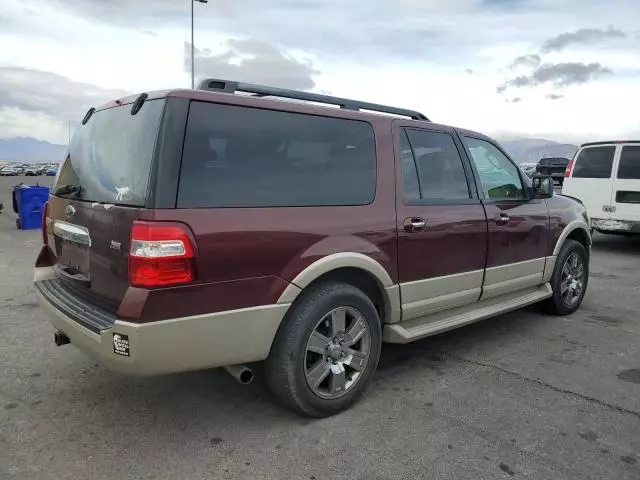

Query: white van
<box><xmin>562</xmin><ymin>141</ymin><xmax>640</xmax><ymax>235</ymax></box>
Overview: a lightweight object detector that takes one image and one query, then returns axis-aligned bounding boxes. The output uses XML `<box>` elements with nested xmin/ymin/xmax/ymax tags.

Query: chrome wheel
<box><xmin>304</xmin><ymin>306</ymin><xmax>371</xmax><ymax>399</ymax></box>
<box><xmin>560</xmin><ymin>252</ymin><xmax>585</xmax><ymax>307</ymax></box>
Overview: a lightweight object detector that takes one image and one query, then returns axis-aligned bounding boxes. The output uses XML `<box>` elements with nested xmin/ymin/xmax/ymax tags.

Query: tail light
<box><xmin>128</xmin><ymin>221</ymin><xmax>196</xmax><ymax>287</ymax></box>
<box><xmin>564</xmin><ymin>159</ymin><xmax>574</xmax><ymax>177</ymax></box>
<box><xmin>41</xmin><ymin>201</ymin><xmax>49</xmax><ymax>245</ymax></box>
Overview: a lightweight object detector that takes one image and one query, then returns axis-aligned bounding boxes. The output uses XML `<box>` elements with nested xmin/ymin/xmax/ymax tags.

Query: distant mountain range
<box><xmin>499</xmin><ymin>138</ymin><xmax>578</xmax><ymax>165</ymax></box>
<box><xmin>0</xmin><ymin>136</ymin><xmax>578</xmax><ymax>166</ymax></box>
<box><xmin>0</xmin><ymin>137</ymin><xmax>66</xmax><ymax>163</ymax></box>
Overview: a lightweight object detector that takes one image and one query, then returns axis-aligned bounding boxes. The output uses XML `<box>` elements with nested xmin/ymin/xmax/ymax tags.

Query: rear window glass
<box><xmin>617</xmin><ymin>146</ymin><xmax>640</xmax><ymax>179</ymax></box>
<box><xmin>572</xmin><ymin>146</ymin><xmax>615</xmax><ymax>179</ymax></box>
<box><xmin>177</xmin><ymin>102</ymin><xmax>376</xmax><ymax>208</ymax></box>
<box><xmin>54</xmin><ymin>99</ymin><xmax>165</xmax><ymax>206</ymax></box>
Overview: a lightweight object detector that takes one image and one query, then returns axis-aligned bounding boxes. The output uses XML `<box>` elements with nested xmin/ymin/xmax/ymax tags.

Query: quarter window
<box><xmin>178</xmin><ymin>102</ymin><xmax>377</xmax><ymax>208</ymax></box>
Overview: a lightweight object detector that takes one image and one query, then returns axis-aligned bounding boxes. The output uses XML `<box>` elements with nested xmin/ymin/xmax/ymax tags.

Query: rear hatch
<box><xmin>47</xmin><ymin>98</ymin><xmax>166</xmax><ymax>308</ymax></box>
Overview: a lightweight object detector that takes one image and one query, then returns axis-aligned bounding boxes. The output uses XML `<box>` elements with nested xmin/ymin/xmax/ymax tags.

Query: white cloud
<box><xmin>1</xmin><ymin>0</ymin><xmax>640</xmax><ymax>144</ymax></box>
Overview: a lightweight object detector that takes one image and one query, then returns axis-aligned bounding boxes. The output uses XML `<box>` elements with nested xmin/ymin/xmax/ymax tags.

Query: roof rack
<box><xmin>581</xmin><ymin>140</ymin><xmax>640</xmax><ymax>147</ymax></box>
<box><xmin>197</xmin><ymin>78</ymin><xmax>430</xmax><ymax>121</ymax></box>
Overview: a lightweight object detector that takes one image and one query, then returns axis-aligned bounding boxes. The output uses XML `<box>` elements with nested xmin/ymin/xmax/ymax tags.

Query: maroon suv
<box><xmin>34</xmin><ymin>79</ymin><xmax>591</xmax><ymax>416</ymax></box>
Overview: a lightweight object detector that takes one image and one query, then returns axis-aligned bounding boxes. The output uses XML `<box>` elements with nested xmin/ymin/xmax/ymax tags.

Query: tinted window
<box><xmin>54</xmin><ymin>99</ymin><xmax>165</xmax><ymax>206</ymax></box>
<box><xmin>403</xmin><ymin>129</ymin><xmax>470</xmax><ymax>201</ymax></box>
<box><xmin>572</xmin><ymin>146</ymin><xmax>615</xmax><ymax>179</ymax></box>
<box><xmin>617</xmin><ymin>146</ymin><xmax>640</xmax><ymax>179</ymax></box>
<box><xmin>399</xmin><ymin>130</ymin><xmax>420</xmax><ymax>202</ymax></box>
<box><xmin>178</xmin><ymin>102</ymin><xmax>376</xmax><ymax>208</ymax></box>
<box><xmin>465</xmin><ymin>137</ymin><xmax>525</xmax><ymax>200</ymax></box>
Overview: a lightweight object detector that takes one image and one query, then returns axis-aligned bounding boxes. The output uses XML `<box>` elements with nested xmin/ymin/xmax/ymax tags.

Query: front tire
<box><xmin>542</xmin><ymin>239</ymin><xmax>589</xmax><ymax>315</ymax></box>
<box><xmin>266</xmin><ymin>282</ymin><xmax>382</xmax><ymax>417</ymax></box>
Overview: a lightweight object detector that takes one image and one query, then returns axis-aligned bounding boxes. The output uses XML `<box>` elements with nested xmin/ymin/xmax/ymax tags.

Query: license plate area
<box><xmin>58</xmin><ymin>241</ymin><xmax>90</xmax><ymax>275</ymax></box>
<box><xmin>53</xmin><ymin>221</ymin><xmax>91</xmax><ymax>277</ymax></box>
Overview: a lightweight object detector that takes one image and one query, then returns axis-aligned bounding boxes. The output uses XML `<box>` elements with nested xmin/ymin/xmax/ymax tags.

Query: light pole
<box><xmin>191</xmin><ymin>0</ymin><xmax>208</xmax><ymax>89</ymax></box>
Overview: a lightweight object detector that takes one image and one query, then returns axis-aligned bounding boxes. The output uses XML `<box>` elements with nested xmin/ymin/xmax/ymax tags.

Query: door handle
<box><xmin>404</xmin><ymin>217</ymin><xmax>426</xmax><ymax>232</ymax></box>
<box><xmin>495</xmin><ymin>213</ymin><xmax>510</xmax><ymax>225</ymax></box>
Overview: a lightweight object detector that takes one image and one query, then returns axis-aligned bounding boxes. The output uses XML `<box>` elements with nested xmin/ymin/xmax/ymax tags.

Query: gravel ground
<box><xmin>1</xmin><ymin>175</ymin><xmax>639</xmax><ymax>480</ymax></box>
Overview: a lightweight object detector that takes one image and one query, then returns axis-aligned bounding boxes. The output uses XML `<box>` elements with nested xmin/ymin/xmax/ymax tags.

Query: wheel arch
<box><xmin>277</xmin><ymin>253</ymin><xmax>401</xmax><ymax>324</ymax></box>
<box><xmin>553</xmin><ymin>220</ymin><xmax>591</xmax><ymax>257</ymax></box>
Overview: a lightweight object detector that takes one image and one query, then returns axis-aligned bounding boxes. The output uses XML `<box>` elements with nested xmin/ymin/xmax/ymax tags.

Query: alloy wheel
<box><xmin>303</xmin><ymin>306</ymin><xmax>371</xmax><ymax>399</ymax></box>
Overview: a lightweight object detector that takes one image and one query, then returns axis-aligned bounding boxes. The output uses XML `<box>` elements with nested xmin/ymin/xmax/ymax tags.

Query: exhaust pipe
<box><xmin>54</xmin><ymin>331</ymin><xmax>70</xmax><ymax>346</ymax></box>
<box><xmin>224</xmin><ymin>364</ymin><xmax>254</xmax><ymax>385</ymax></box>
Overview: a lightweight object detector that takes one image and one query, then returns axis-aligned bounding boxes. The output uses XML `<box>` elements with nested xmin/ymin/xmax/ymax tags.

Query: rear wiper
<box><xmin>53</xmin><ymin>184</ymin><xmax>81</xmax><ymax>197</ymax></box>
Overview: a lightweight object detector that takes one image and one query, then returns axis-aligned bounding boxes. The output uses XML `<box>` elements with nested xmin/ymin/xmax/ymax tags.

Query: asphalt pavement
<box><xmin>1</xmin><ymin>175</ymin><xmax>639</xmax><ymax>480</ymax></box>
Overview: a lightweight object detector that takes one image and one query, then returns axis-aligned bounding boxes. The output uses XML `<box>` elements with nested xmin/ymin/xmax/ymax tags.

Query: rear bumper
<box><xmin>34</xmin><ymin>268</ymin><xmax>290</xmax><ymax>375</ymax></box>
<box><xmin>591</xmin><ymin>218</ymin><xmax>640</xmax><ymax>233</ymax></box>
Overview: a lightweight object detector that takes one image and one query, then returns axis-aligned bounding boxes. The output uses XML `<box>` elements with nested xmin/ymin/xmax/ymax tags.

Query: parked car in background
<box><xmin>536</xmin><ymin>157</ymin><xmax>570</xmax><ymax>185</ymax></box>
<box><xmin>45</xmin><ymin>167</ymin><xmax>57</xmax><ymax>176</ymax></box>
<box><xmin>0</xmin><ymin>167</ymin><xmax>20</xmax><ymax>176</ymax></box>
<box><xmin>519</xmin><ymin>162</ymin><xmax>537</xmax><ymax>178</ymax></box>
<box><xmin>563</xmin><ymin>140</ymin><xmax>640</xmax><ymax>235</ymax></box>
<box><xmin>24</xmin><ymin>167</ymin><xmax>40</xmax><ymax>176</ymax></box>
<box><xmin>34</xmin><ymin>79</ymin><xmax>591</xmax><ymax>417</ymax></box>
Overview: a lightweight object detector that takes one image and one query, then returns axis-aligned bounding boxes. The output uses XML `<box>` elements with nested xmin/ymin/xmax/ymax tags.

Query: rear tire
<box><xmin>542</xmin><ymin>239</ymin><xmax>588</xmax><ymax>315</ymax></box>
<box><xmin>266</xmin><ymin>282</ymin><xmax>382</xmax><ymax>417</ymax></box>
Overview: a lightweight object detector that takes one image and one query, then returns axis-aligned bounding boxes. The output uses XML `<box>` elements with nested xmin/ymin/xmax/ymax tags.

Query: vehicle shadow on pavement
<box><xmin>591</xmin><ymin>233</ymin><xmax>640</xmax><ymax>254</ymax></box>
<box><xmin>60</xmin><ymin>305</ymin><xmax>547</xmax><ymax>425</ymax></box>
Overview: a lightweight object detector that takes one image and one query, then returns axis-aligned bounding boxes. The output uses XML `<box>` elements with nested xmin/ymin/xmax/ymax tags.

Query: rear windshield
<box><xmin>572</xmin><ymin>146</ymin><xmax>615</xmax><ymax>179</ymax></box>
<box><xmin>617</xmin><ymin>146</ymin><xmax>640</xmax><ymax>179</ymax></box>
<box><xmin>177</xmin><ymin>102</ymin><xmax>376</xmax><ymax>208</ymax></box>
<box><xmin>53</xmin><ymin>99</ymin><xmax>165</xmax><ymax>206</ymax></box>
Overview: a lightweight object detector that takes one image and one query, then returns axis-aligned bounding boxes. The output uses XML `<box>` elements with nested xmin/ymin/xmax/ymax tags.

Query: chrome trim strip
<box><xmin>53</xmin><ymin>220</ymin><xmax>92</xmax><ymax>247</ymax></box>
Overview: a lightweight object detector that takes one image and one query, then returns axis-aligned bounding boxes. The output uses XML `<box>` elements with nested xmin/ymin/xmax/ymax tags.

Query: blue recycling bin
<box><xmin>12</xmin><ymin>185</ymin><xmax>50</xmax><ymax>230</ymax></box>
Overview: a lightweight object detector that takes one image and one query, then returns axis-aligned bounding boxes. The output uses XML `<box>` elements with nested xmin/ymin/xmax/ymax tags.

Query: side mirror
<box><xmin>531</xmin><ymin>176</ymin><xmax>554</xmax><ymax>199</ymax></box>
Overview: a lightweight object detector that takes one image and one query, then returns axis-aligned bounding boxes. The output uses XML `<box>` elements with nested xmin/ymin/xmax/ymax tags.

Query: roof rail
<box><xmin>581</xmin><ymin>140</ymin><xmax>640</xmax><ymax>147</ymax></box>
<box><xmin>197</xmin><ymin>78</ymin><xmax>430</xmax><ymax>121</ymax></box>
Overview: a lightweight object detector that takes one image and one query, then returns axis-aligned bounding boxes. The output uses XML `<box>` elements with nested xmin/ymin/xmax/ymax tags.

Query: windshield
<box><xmin>53</xmin><ymin>99</ymin><xmax>165</xmax><ymax>206</ymax></box>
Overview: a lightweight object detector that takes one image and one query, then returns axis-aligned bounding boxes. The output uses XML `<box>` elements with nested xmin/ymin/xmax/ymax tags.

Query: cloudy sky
<box><xmin>1</xmin><ymin>0</ymin><xmax>639</xmax><ymax>145</ymax></box>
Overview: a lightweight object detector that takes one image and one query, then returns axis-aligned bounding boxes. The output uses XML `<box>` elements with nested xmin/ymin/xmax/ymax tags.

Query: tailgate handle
<box><xmin>53</xmin><ymin>221</ymin><xmax>92</xmax><ymax>247</ymax></box>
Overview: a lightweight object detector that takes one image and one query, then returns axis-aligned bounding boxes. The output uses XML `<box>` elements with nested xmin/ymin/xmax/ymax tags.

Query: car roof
<box><xmin>580</xmin><ymin>140</ymin><xmax>640</xmax><ymax>147</ymax></box>
<box><xmin>94</xmin><ymin>88</ymin><xmax>496</xmax><ymax>142</ymax></box>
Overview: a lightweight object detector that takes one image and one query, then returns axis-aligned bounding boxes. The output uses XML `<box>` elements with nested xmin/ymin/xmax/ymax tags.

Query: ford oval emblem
<box><xmin>64</xmin><ymin>205</ymin><xmax>76</xmax><ymax>218</ymax></box>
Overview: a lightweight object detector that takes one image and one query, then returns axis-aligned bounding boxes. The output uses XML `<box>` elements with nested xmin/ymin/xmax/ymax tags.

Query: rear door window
<box><xmin>617</xmin><ymin>146</ymin><xmax>640</xmax><ymax>179</ymax></box>
<box><xmin>54</xmin><ymin>99</ymin><xmax>165</xmax><ymax>206</ymax></box>
<box><xmin>177</xmin><ymin>102</ymin><xmax>376</xmax><ymax>208</ymax></box>
<box><xmin>400</xmin><ymin>129</ymin><xmax>471</xmax><ymax>202</ymax></box>
<box><xmin>572</xmin><ymin>146</ymin><xmax>615</xmax><ymax>179</ymax></box>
